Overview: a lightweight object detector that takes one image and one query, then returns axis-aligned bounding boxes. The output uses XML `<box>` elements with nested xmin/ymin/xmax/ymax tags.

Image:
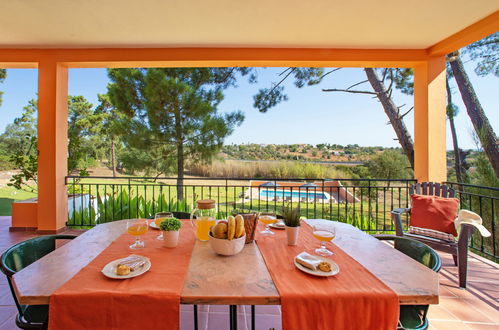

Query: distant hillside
<box><xmin>220</xmin><ymin>143</ymin><xmax>396</xmax><ymax>163</ymax></box>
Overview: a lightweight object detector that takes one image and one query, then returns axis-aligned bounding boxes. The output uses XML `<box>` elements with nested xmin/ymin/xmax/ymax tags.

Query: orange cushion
<box><xmin>410</xmin><ymin>194</ymin><xmax>459</xmax><ymax>236</ymax></box>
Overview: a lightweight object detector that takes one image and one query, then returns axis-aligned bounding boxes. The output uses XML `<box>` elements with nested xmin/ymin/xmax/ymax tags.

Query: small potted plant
<box><xmin>282</xmin><ymin>206</ymin><xmax>301</xmax><ymax>246</ymax></box>
<box><xmin>159</xmin><ymin>217</ymin><xmax>182</xmax><ymax>248</ymax></box>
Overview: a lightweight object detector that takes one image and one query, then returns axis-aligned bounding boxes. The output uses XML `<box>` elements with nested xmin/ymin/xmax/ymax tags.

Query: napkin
<box><xmin>295</xmin><ymin>252</ymin><xmax>322</xmax><ymax>270</ymax></box>
<box><xmin>118</xmin><ymin>255</ymin><xmax>147</xmax><ymax>271</ymax></box>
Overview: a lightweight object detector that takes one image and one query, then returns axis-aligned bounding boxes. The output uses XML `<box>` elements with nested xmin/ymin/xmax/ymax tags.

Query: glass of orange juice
<box><xmin>312</xmin><ymin>223</ymin><xmax>335</xmax><ymax>256</ymax></box>
<box><xmin>127</xmin><ymin>219</ymin><xmax>148</xmax><ymax>249</ymax></box>
<box><xmin>259</xmin><ymin>214</ymin><xmax>278</xmax><ymax>236</ymax></box>
<box><xmin>154</xmin><ymin>212</ymin><xmax>174</xmax><ymax>240</ymax></box>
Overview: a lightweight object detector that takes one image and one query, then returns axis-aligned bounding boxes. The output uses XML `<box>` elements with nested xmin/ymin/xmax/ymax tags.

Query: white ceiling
<box><xmin>0</xmin><ymin>0</ymin><xmax>497</xmax><ymax>49</ymax></box>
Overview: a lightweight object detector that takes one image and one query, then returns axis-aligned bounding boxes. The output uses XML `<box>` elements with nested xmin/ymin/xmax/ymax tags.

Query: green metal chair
<box><xmin>0</xmin><ymin>235</ymin><xmax>77</xmax><ymax>330</ymax></box>
<box><xmin>147</xmin><ymin>211</ymin><xmax>194</xmax><ymax>219</ymax></box>
<box><xmin>374</xmin><ymin>235</ymin><xmax>442</xmax><ymax>330</ymax></box>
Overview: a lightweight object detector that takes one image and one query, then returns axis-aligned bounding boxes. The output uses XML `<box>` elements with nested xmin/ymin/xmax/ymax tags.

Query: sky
<box><xmin>0</xmin><ymin>61</ymin><xmax>497</xmax><ymax>150</ymax></box>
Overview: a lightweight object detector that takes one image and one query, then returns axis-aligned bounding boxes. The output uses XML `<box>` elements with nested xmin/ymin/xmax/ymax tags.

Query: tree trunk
<box><xmin>446</xmin><ymin>78</ymin><xmax>464</xmax><ymax>182</ymax></box>
<box><xmin>449</xmin><ymin>52</ymin><xmax>499</xmax><ymax>178</ymax></box>
<box><xmin>111</xmin><ymin>136</ymin><xmax>117</xmax><ymax>177</ymax></box>
<box><xmin>364</xmin><ymin>68</ymin><xmax>415</xmax><ymax>169</ymax></box>
<box><xmin>175</xmin><ymin>110</ymin><xmax>184</xmax><ymax>201</ymax></box>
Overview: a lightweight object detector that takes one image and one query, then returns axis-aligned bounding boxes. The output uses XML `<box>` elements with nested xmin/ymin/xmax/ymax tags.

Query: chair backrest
<box><xmin>0</xmin><ymin>236</ymin><xmax>59</xmax><ymax>277</ymax></box>
<box><xmin>0</xmin><ymin>235</ymin><xmax>76</xmax><ymax>317</ymax></box>
<box><xmin>410</xmin><ymin>182</ymin><xmax>455</xmax><ymax>198</ymax></box>
<box><xmin>172</xmin><ymin>211</ymin><xmax>194</xmax><ymax>219</ymax></box>
<box><xmin>375</xmin><ymin>235</ymin><xmax>442</xmax><ymax>272</ymax></box>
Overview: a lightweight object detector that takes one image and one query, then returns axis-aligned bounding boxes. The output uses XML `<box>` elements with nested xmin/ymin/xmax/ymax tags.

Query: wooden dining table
<box><xmin>12</xmin><ymin>219</ymin><xmax>439</xmax><ymax>328</ymax></box>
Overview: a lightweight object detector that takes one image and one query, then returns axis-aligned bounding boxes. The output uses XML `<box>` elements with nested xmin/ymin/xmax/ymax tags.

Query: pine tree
<box><xmin>106</xmin><ymin>68</ymin><xmax>244</xmax><ymax>200</ymax></box>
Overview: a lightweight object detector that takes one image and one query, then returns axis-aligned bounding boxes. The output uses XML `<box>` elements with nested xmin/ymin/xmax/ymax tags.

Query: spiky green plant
<box><xmin>282</xmin><ymin>205</ymin><xmax>301</xmax><ymax>227</ymax></box>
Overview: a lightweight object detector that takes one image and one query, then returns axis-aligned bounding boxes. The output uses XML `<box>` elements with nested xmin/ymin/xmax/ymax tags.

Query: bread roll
<box><xmin>213</xmin><ymin>223</ymin><xmax>228</xmax><ymax>239</ymax></box>
<box><xmin>235</xmin><ymin>215</ymin><xmax>245</xmax><ymax>238</ymax></box>
<box><xmin>227</xmin><ymin>216</ymin><xmax>236</xmax><ymax>240</ymax></box>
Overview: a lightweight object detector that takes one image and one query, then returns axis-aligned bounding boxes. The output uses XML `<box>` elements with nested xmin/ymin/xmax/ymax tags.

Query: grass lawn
<box><xmin>0</xmin><ymin>187</ymin><xmax>37</xmax><ymax>216</ymax></box>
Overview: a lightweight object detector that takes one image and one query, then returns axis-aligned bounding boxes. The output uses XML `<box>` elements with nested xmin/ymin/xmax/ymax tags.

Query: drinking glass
<box><xmin>312</xmin><ymin>222</ymin><xmax>335</xmax><ymax>256</ymax></box>
<box><xmin>258</xmin><ymin>214</ymin><xmax>278</xmax><ymax>236</ymax></box>
<box><xmin>127</xmin><ymin>219</ymin><xmax>149</xmax><ymax>249</ymax></box>
<box><xmin>154</xmin><ymin>212</ymin><xmax>174</xmax><ymax>240</ymax></box>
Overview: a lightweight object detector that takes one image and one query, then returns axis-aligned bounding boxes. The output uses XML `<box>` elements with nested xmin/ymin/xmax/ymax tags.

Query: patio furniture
<box><xmin>375</xmin><ymin>235</ymin><xmax>441</xmax><ymax>330</ymax></box>
<box><xmin>0</xmin><ymin>235</ymin><xmax>77</xmax><ymax>330</ymax></box>
<box><xmin>11</xmin><ymin>220</ymin><xmax>438</xmax><ymax>329</ymax></box>
<box><xmin>147</xmin><ymin>211</ymin><xmax>195</xmax><ymax>220</ymax></box>
<box><xmin>391</xmin><ymin>182</ymin><xmax>475</xmax><ymax>288</ymax></box>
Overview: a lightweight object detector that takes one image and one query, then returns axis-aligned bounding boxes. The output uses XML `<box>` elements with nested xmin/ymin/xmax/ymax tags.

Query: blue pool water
<box><xmin>259</xmin><ymin>190</ymin><xmax>328</xmax><ymax>200</ymax></box>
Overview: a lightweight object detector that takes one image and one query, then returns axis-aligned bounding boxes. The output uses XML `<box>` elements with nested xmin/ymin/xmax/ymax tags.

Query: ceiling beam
<box><xmin>427</xmin><ymin>10</ymin><xmax>499</xmax><ymax>56</ymax></box>
<box><xmin>0</xmin><ymin>48</ymin><xmax>428</xmax><ymax>69</ymax></box>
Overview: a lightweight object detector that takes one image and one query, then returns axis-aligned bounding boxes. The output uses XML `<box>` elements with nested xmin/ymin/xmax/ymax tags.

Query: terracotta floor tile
<box><xmin>439</xmin><ymin>285</ymin><xmax>458</xmax><ymax>298</ymax></box>
<box><xmin>462</xmin><ymin>298</ymin><xmax>499</xmax><ymax>322</ymax></box>
<box><xmin>0</xmin><ymin>294</ymin><xmax>14</xmax><ymax>307</ymax></box>
<box><xmin>0</xmin><ymin>315</ymin><xmax>17</xmax><ymax>330</ymax></box>
<box><xmin>207</xmin><ymin>311</ymin><xmax>247</xmax><ymax>330</ymax></box>
<box><xmin>440</xmin><ymin>297</ymin><xmax>497</xmax><ymax>323</ymax></box>
<box><xmin>0</xmin><ymin>307</ymin><xmax>16</xmax><ymax>327</ymax></box>
<box><xmin>464</xmin><ymin>323</ymin><xmax>499</xmax><ymax>329</ymax></box>
<box><xmin>246</xmin><ymin>314</ymin><xmax>281</xmax><ymax>330</ymax></box>
<box><xmin>428</xmin><ymin>304</ymin><xmax>459</xmax><ymax>321</ymax></box>
<box><xmin>467</xmin><ymin>282</ymin><xmax>499</xmax><ymax>300</ymax></box>
<box><xmin>180</xmin><ymin>311</ymin><xmax>208</xmax><ymax>330</ymax></box>
<box><xmin>440</xmin><ymin>283</ymin><xmax>476</xmax><ymax>299</ymax></box>
<box><xmin>429</xmin><ymin>320</ymin><xmax>470</xmax><ymax>330</ymax></box>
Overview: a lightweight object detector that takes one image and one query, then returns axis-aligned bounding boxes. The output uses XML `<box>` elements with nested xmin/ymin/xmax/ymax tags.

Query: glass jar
<box><xmin>190</xmin><ymin>199</ymin><xmax>217</xmax><ymax>241</ymax></box>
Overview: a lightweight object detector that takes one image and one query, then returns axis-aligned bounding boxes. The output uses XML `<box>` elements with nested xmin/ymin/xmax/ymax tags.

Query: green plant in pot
<box><xmin>159</xmin><ymin>217</ymin><xmax>182</xmax><ymax>248</ymax></box>
<box><xmin>282</xmin><ymin>206</ymin><xmax>301</xmax><ymax>246</ymax></box>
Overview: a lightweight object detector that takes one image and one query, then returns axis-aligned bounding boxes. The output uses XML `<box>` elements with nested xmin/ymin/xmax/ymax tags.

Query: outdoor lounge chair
<box><xmin>375</xmin><ymin>235</ymin><xmax>441</xmax><ymax>330</ymax></box>
<box><xmin>391</xmin><ymin>182</ymin><xmax>477</xmax><ymax>288</ymax></box>
<box><xmin>0</xmin><ymin>235</ymin><xmax>77</xmax><ymax>329</ymax></box>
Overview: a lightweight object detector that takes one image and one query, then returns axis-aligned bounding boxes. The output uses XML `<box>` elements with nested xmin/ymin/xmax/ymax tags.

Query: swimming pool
<box><xmin>259</xmin><ymin>189</ymin><xmax>329</xmax><ymax>200</ymax></box>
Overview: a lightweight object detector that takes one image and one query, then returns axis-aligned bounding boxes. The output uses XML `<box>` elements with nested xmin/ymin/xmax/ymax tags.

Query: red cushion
<box><xmin>410</xmin><ymin>194</ymin><xmax>459</xmax><ymax>236</ymax></box>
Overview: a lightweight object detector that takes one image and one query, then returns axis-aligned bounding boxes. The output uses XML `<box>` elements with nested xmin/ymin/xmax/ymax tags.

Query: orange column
<box><xmin>413</xmin><ymin>56</ymin><xmax>447</xmax><ymax>182</ymax></box>
<box><xmin>37</xmin><ymin>61</ymin><xmax>68</xmax><ymax>232</ymax></box>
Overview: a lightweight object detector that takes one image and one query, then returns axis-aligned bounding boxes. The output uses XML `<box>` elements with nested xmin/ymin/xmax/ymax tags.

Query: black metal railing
<box><xmin>445</xmin><ymin>182</ymin><xmax>498</xmax><ymax>261</ymax></box>
<box><xmin>64</xmin><ymin>176</ymin><xmax>498</xmax><ymax>261</ymax></box>
<box><xmin>65</xmin><ymin>176</ymin><xmax>415</xmax><ymax>233</ymax></box>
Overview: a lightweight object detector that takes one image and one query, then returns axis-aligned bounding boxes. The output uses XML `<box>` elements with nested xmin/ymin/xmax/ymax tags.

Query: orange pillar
<box><xmin>37</xmin><ymin>61</ymin><xmax>68</xmax><ymax>232</ymax></box>
<box><xmin>413</xmin><ymin>56</ymin><xmax>447</xmax><ymax>182</ymax></box>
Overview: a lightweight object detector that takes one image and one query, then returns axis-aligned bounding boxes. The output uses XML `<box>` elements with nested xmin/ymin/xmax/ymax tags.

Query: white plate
<box><xmin>149</xmin><ymin>221</ymin><xmax>160</xmax><ymax>230</ymax></box>
<box><xmin>269</xmin><ymin>222</ymin><xmax>285</xmax><ymax>229</ymax></box>
<box><xmin>294</xmin><ymin>255</ymin><xmax>339</xmax><ymax>277</ymax></box>
<box><xmin>101</xmin><ymin>256</ymin><xmax>151</xmax><ymax>279</ymax></box>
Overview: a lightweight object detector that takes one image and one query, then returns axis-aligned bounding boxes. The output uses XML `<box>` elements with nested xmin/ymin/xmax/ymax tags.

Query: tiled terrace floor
<box><xmin>0</xmin><ymin>216</ymin><xmax>497</xmax><ymax>330</ymax></box>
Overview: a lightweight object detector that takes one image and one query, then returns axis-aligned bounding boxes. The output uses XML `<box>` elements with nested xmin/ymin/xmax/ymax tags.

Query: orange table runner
<box><xmin>49</xmin><ymin>221</ymin><xmax>196</xmax><ymax>330</ymax></box>
<box><xmin>256</xmin><ymin>222</ymin><xmax>399</xmax><ymax>330</ymax></box>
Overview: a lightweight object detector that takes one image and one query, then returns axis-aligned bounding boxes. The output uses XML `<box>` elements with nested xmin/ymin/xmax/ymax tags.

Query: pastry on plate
<box><xmin>116</xmin><ymin>264</ymin><xmax>131</xmax><ymax>276</ymax></box>
<box><xmin>318</xmin><ymin>261</ymin><xmax>332</xmax><ymax>272</ymax></box>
